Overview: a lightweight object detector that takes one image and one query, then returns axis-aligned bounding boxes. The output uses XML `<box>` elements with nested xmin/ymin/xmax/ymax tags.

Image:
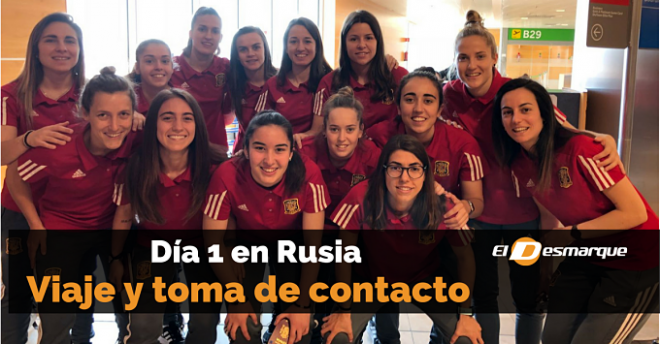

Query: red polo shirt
<box><xmin>171</xmin><ymin>54</ymin><xmax>229</xmax><ymax>147</ymax></box>
<box><xmin>298</xmin><ymin>137</ymin><xmax>381</xmax><ymax>217</ymax></box>
<box><xmin>1</xmin><ymin>81</ymin><xmax>82</xmax><ymax>213</ymax></box>
<box><xmin>330</xmin><ymin>181</ymin><xmax>472</xmax><ymax>283</ymax></box>
<box><xmin>133</xmin><ymin>84</ymin><xmax>152</xmax><ymax>115</ymax></box>
<box><xmin>115</xmin><ymin>165</ymin><xmax>212</xmax><ymax>246</ymax></box>
<box><xmin>366</xmin><ymin>119</ymin><xmax>487</xmax><ymax>196</ymax></box>
<box><xmin>315</xmin><ymin>68</ymin><xmax>408</xmax><ymax>130</ymax></box>
<box><xmin>442</xmin><ymin>70</ymin><xmax>566</xmax><ymax>225</ymax></box>
<box><xmin>204</xmin><ymin>154</ymin><xmax>330</xmax><ymax>240</ymax></box>
<box><xmin>221</xmin><ymin>82</ymin><xmax>266</xmax><ymax>155</ymax></box>
<box><xmin>17</xmin><ymin>123</ymin><xmax>137</xmax><ymax>229</ymax></box>
<box><xmin>254</xmin><ymin>76</ymin><xmax>316</xmax><ymax>134</ymax></box>
<box><xmin>511</xmin><ymin>134</ymin><xmax>658</xmax><ymax>270</ymax></box>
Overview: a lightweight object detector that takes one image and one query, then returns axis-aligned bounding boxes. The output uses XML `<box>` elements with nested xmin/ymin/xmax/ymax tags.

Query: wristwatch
<box><xmin>466</xmin><ymin>200</ymin><xmax>475</xmax><ymax>215</ymax></box>
<box><xmin>458</xmin><ymin>306</ymin><xmax>474</xmax><ymax>317</ymax></box>
<box><xmin>570</xmin><ymin>225</ymin><xmax>581</xmax><ymax>240</ymax></box>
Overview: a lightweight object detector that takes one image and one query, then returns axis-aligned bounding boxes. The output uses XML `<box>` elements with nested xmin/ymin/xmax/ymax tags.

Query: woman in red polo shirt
<box><xmin>440</xmin><ymin>10</ymin><xmax>622</xmax><ymax>344</ymax></box>
<box><xmin>127</xmin><ymin>39</ymin><xmax>174</xmax><ymax>114</ymax></box>
<box><xmin>224</xmin><ymin>26</ymin><xmax>278</xmax><ymax>155</ymax></box>
<box><xmin>367</xmin><ymin>67</ymin><xmax>486</xmax><ymax>229</ymax></box>
<box><xmin>322</xmin><ymin>134</ymin><xmax>482</xmax><ymax>344</ymax></box>
<box><xmin>203</xmin><ymin>110</ymin><xmax>329</xmax><ymax>344</ymax></box>
<box><xmin>299</xmin><ymin>86</ymin><xmax>381</xmax><ymax>223</ymax></box>
<box><xmin>110</xmin><ymin>89</ymin><xmax>226</xmax><ymax>344</ymax></box>
<box><xmin>492</xmin><ymin>78</ymin><xmax>658</xmax><ymax>344</ymax></box>
<box><xmin>254</xmin><ymin>17</ymin><xmax>333</xmax><ymax>149</ymax></box>
<box><xmin>171</xmin><ymin>6</ymin><xmax>230</xmax><ymax>152</ymax></box>
<box><xmin>7</xmin><ymin>67</ymin><xmax>137</xmax><ymax>344</ymax></box>
<box><xmin>0</xmin><ymin>13</ymin><xmax>91</xmax><ymax>344</ymax></box>
<box><xmin>316</xmin><ymin>10</ymin><xmax>408</xmax><ymax>132</ymax></box>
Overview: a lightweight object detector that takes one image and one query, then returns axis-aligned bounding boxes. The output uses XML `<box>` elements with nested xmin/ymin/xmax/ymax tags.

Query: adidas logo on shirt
<box><xmin>72</xmin><ymin>169</ymin><xmax>86</xmax><ymax>179</ymax></box>
<box><xmin>238</xmin><ymin>204</ymin><xmax>249</xmax><ymax>212</ymax></box>
<box><xmin>31</xmin><ymin>111</ymin><xmax>39</xmax><ymax>117</ymax></box>
<box><xmin>526</xmin><ymin>179</ymin><xmax>535</xmax><ymax>187</ymax></box>
<box><xmin>276</xmin><ymin>97</ymin><xmax>286</xmax><ymax>104</ymax></box>
<box><xmin>603</xmin><ymin>295</ymin><xmax>616</xmax><ymax>307</ymax></box>
<box><xmin>181</xmin><ymin>82</ymin><xmax>190</xmax><ymax>89</ymax></box>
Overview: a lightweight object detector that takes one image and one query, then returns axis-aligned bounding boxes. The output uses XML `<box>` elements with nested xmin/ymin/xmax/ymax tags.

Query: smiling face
<box><xmin>399</xmin><ymin>77</ymin><xmax>442</xmax><ymax>137</ymax></box>
<box><xmin>456</xmin><ymin>35</ymin><xmax>498</xmax><ymax>98</ymax></box>
<box><xmin>286</xmin><ymin>25</ymin><xmax>316</xmax><ymax>68</ymax></box>
<box><xmin>385</xmin><ymin>149</ymin><xmax>425</xmax><ymax>212</ymax></box>
<box><xmin>83</xmin><ymin>92</ymin><xmax>133</xmax><ymax>155</ymax></box>
<box><xmin>500</xmin><ymin>87</ymin><xmax>544</xmax><ymax>152</ymax></box>
<box><xmin>156</xmin><ymin>97</ymin><xmax>195</xmax><ymax>154</ymax></box>
<box><xmin>190</xmin><ymin>14</ymin><xmax>222</xmax><ymax>56</ymax></box>
<box><xmin>325</xmin><ymin>107</ymin><xmax>363</xmax><ymax>163</ymax></box>
<box><xmin>236</xmin><ymin>32</ymin><xmax>265</xmax><ymax>72</ymax></box>
<box><xmin>38</xmin><ymin>22</ymin><xmax>80</xmax><ymax>75</ymax></box>
<box><xmin>136</xmin><ymin>43</ymin><xmax>173</xmax><ymax>89</ymax></box>
<box><xmin>345</xmin><ymin>23</ymin><xmax>377</xmax><ymax>67</ymax></box>
<box><xmin>245</xmin><ymin>124</ymin><xmax>293</xmax><ymax>188</ymax></box>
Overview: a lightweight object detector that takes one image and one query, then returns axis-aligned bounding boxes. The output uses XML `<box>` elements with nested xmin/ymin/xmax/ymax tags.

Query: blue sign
<box><xmin>642</xmin><ymin>0</ymin><xmax>658</xmax><ymax>8</ymax></box>
<box><xmin>640</xmin><ymin>6</ymin><xmax>659</xmax><ymax>48</ymax></box>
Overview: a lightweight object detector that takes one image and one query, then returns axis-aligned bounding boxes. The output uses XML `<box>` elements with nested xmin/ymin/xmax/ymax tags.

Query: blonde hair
<box><xmin>322</xmin><ymin>86</ymin><xmax>364</xmax><ymax>129</ymax></box>
<box><xmin>16</xmin><ymin>13</ymin><xmax>85</xmax><ymax>130</ymax></box>
<box><xmin>454</xmin><ymin>10</ymin><xmax>498</xmax><ymax>59</ymax></box>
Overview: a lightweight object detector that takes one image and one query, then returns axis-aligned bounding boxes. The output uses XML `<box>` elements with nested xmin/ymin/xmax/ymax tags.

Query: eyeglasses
<box><xmin>383</xmin><ymin>164</ymin><xmax>426</xmax><ymax>179</ymax></box>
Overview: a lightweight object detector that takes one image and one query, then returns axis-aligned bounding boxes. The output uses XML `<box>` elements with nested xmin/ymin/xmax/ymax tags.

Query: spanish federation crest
<box><xmin>419</xmin><ymin>231</ymin><xmax>435</xmax><ymax>245</ymax></box>
<box><xmin>350</xmin><ymin>174</ymin><xmax>366</xmax><ymax>187</ymax></box>
<box><xmin>6</xmin><ymin>237</ymin><xmax>22</xmax><ymax>255</ymax></box>
<box><xmin>434</xmin><ymin>161</ymin><xmax>450</xmax><ymax>177</ymax></box>
<box><xmin>559</xmin><ymin>167</ymin><xmax>573</xmax><ymax>188</ymax></box>
<box><xmin>136</xmin><ymin>261</ymin><xmax>152</xmax><ymax>280</ymax></box>
<box><xmin>215</xmin><ymin>73</ymin><xmax>226</xmax><ymax>87</ymax></box>
<box><xmin>283</xmin><ymin>199</ymin><xmax>301</xmax><ymax>215</ymax></box>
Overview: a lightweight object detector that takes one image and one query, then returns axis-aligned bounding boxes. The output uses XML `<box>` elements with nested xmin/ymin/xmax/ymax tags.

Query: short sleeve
<box><xmin>330</xmin><ymin>185</ymin><xmax>364</xmax><ymax>230</ymax></box>
<box><xmin>2</xmin><ymin>89</ymin><xmax>21</xmax><ymax>128</ymax></box>
<box><xmin>314</xmin><ymin>76</ymin><xmax>332</xmax><ymax>117</ymax></box>
<box><xmin>364</xmin><ymin>121</ymin><xmax>392</xmax><ymax>148</ymax></box>
<box><xmin>113</xmin><ymin>167</ymin><xmax>129</xmax><ymax>206</ymax></box>
<box><xmin>17</xmin><ymin>148</ymin><xmax>54</xmax><ymax>184</ymax></box>
<box><xmin>576</xmin><ymin>141</ymin><xmax>625</xmax><ymax>192</ymax></box>
<box><xmin>443</xmin><ymin>199</ymin><xmax>474</xmax><ymax>246</ymax></box>
<box><xmin>203</xmin><ymin>167</ymin><xmax>233</xmax><ymax>221</ymax></box>
<box><xmin>553</xmin><ymin>106</ymin><xmax>567</xmax><ymax>124</ymax></box>
<box><xmin>458</xmin><ymin>136</ymin><xmax>489</xmax><ymax>182</ymax></box>
<box><xmin>303</xmin><ymin>159</ymin><xmax>331</xmax><ymax>213</ymax></box>
<box><xmin>254</xmin><ymin>82</ymin><xmax>274</xmax><ymax>113</ymax></box>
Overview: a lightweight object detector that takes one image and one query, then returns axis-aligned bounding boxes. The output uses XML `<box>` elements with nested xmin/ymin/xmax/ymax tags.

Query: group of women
<box><xmin>1</xmin><ymin>5</ymin><xmax>657</xmax><ymax>344</ymax></box>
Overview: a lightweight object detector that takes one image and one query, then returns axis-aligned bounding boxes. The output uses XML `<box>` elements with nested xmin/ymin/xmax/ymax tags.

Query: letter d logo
<box><xmin>509</xmin><ymin>237</ymin><xmax>541</xmax><ymax>266</ymax></box>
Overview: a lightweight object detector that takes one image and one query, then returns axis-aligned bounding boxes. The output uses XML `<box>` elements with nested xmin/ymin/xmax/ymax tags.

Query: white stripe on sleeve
<box><xmin>212</xmin><ymin>191</ymin><xmax>227</xmax><ymax>220</ymax></box>
<box><xmin>309</xmin><ymin>182</ymin><xmax>319</xmax><ymax>213</ymax></box>
<box><xmin>2</xmin><ymin>97</ymin><xmax>7</xmax><ymax>126</ymax></box>
<box><xmin>332</xmin><ymin>204</ymin><xmax>349</xmax><ymax>225</ymax></box>
<box><xmin>511</xmin><ymin>171</ymin><xmax>520</xmax><ymax>198</ymax></box>
<box><xmin>464</xmin><ymin>152</ymin><xmax>475</xmax><ymax>181</ymax></box>
<box><xmin>578</xmin><ymin>155</ymin><xmax>605</xmax><ymax>191</ymax></box>
<box><xmin>341</xmin><ymin>204</ymin><xmax>360</xmax><ymax>229</ymax></box>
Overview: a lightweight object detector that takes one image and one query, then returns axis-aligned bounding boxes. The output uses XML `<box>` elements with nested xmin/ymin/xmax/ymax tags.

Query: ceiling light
<box><xmin>521</xmin><ymin>17</ymin><xmax>529</xmax><ymax>20</ymax></box>
<box><xmin>556</xmin><ymin>9</ymin><xmax>565</xmax><ymax>12</ymax></box>
<box><xmin>561</xmin><ymin>23</ymin><xmax>569</xmax><ymax>26</ymax></box>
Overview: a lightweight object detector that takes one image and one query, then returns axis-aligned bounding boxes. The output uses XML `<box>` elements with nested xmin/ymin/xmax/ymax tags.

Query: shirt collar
<box><xmin>175</xmin><ymin>54</ymin><xmax>223</xmax><ymax>80</ymax></box>
<box><xmin>158</xmin><ymin>165</ymin><xmax>192</xmax><ymax>187</ymax></box>
<box><xmin>75</xmin><ymin>123</ymin><xmax>136</xmax><ymax>170</ymax></box>
<box><xmin>283</xmin><ymin>77</ymin><xmax>309</xmax><ymax>93</ymax></box>
<box><xmin>348</xmin><ymin>73</ymin><xmax>369</xmax><ymax>91</ymax></box>
<box><xmin>386</xmin><ymin>209</ymin><xmax>412</xmax><ymax>225</ymax></box>
<box><xmin>34</xmin><ymin>83</ymin><xmax>79</xmax><ymax>106</ymax></box>
<box><xmin>461</xmin><ymin>69</ymin><xmax>506</xmax><ymax>105</ymax></box>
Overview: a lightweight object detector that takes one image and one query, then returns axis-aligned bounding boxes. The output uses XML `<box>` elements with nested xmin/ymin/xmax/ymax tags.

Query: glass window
<box><xmin>133</xmin><ymin>0</ymin><xmax>192</xmax><ymax>60</ymax></box>
<box><xmin>272</xmin><ymin>0</ymin><xmax>298</xmax><ymax>68</ymax></box>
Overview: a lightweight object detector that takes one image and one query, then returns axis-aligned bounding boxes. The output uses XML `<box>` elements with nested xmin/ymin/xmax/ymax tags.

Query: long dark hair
<box><xmin>183</xmin><ymin>7</ymin><xmax>221</xmax><ymax>57</ymax></box>
<box><xmin>243</xmin><ymin>110</ymin><xmax>306</xmax><ymax>196</ymax></box>
<box><xmin>126</xmin><ymin>89</ymin><xmax>226</xmax><ymax>225</ymax></box>
<box><xmin>16</xmin><ymin>12</ymin><xmax>85</xmax><ymax>130</ymax></box>
<box><xmin>492</xmin><ymin>78</ymin><xmax>576</xmax><ymax>192</ymax></box>
<box><xmin>332</xmin><ymin>10</ymin><xmax>396</xmax><ymax>103</ymax></box>
<box><xmin>363</xmin><ymin>135</ymin><xmax>445</xmax><ymax>230</ymax></box>
<box><xmin>277</xmin><ymin>17</ymin><xmax>332</xmax><ymax>93</ymax></box>
<box><xmin>227</xmin><ymin>26</ymin><xmax>277</xmax><ymax>122</ymax></box>
<box><xmin>128</xmin><ymin>39</ymin><xmax>172</xmax><ymax>84</ymax></box>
